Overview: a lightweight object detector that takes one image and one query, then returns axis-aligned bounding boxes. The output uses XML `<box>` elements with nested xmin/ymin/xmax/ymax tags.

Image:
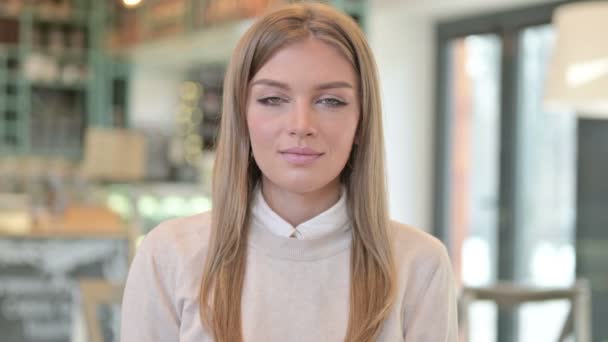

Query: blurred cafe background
<box><xmin>0</xmin><ymin>0</ymin><xmax>606</xmax><ymax>341</ymax></box>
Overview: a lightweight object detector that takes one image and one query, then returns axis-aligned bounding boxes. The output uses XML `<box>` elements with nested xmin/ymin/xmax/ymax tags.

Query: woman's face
<box><xmin>246</xmin><ymin>38</ymin><xmax>360</xmax><ymax>195</ymax></box>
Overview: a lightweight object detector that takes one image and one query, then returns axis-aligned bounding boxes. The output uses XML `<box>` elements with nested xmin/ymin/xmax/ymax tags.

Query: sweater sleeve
<box><xmin>120</xmin><ymin>225</ymin><xmax>181</xmax><ymax>341</ymax></box>
<box><xmin>404</xmin><ymin>245</ymin><xmax>459</xmax><ymax>342</ymax></box>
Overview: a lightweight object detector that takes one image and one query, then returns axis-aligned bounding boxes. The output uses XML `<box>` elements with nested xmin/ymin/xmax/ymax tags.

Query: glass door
<box><xmin>516</xmin><ymin>24</ymin><xmax>576</xmax><ymax>342</ymax></box>
<box><xmin>445</xmin><ymin>33</ymin><xmax>502</xmax><ymax>342</ymax></box>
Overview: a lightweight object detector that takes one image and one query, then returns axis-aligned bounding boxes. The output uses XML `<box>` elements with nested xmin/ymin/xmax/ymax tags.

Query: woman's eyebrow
<box><xmin>250</xmin><ymin>79</ymin><xmax>290</xmax><ymax>90</ymax></box>
<box><xmin>316</xmin><ymin>81</ymin><xmax>353</xmax><ymax>90</ymax></box>
<box><xmin>250</xmin><ymin>79</ymin><xmax>354</xmax><ymax>91</ymax></box>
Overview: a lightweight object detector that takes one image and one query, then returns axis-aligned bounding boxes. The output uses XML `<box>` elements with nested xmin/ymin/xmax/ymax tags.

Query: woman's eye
<box><xmin>257</xmin><ymin>97</ymin><xmax>284</xmax><ymax>106</ymax></box>
<box><xmin>318</xmin><ymin>98</ymin><xmax>347</xmax><ymax>107</ymax></box>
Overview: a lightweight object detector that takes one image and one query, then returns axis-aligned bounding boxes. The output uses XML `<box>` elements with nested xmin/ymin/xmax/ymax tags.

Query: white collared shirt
<box><xmin>250</xmin><ymin>185</ymin><xmax>349</xmax><ymax>240</ymax></box>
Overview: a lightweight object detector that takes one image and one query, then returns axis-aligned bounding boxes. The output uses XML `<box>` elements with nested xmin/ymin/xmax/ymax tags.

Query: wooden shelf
<box><xmin>30</xmin><ymin>48</ymin><xmax>88</xmax><ymax>61</ymax></box>
<box><xmin>1</xmin><ymin>94</ymin><xmax>19</xmax><ymax>110</ymax></box>
<box><xmin>31</xmin><ymin>10</ymin><xmax>88</xmax><ymax>26</ymax></box>
<box><xmin>30</xmin><ymin>81</ymin><xmax>87</xmax><ymax>91</ymax></box>
<box><xmin>2</xmin><ymin>121</ymin><xmax>18</xmax><ymax>134</ymax></box>
<box><xmin>0</xmin><ymin>12</ymin><xmax>19</xmax><ymax>21</ymax></box>
<box><xmin>0</xmin><ymin>45</ymin><xmax>19</xmax><ymax>59</ymax></box>
<box><xmin>1</xmin><ymin>71</ymin><xmax>19</xmax><ymax>84</ymax></box>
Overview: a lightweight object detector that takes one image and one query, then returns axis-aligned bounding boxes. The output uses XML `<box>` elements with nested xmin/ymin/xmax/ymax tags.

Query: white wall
<box><xmin>128</xmin><ymin>21</ymin><xmax>250</xmax><ymax>134</ymax></box>
<box><xmin>369</xmin><ymin>11</ymin><xmax>435</xmax><ymax>230</ymax></box>
<box><xmin>129</xmin><ymin>66</ymin><xmax>182</xmax><ymax>133</ymax></box>
<box><xmin>368</xmin><ymin>0</ymin><xmax>559</xmax><ymax>230</ymax></box>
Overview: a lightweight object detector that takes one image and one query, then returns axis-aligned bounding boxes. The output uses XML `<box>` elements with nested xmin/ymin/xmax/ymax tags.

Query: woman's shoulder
<box><xmin>388</xmin><ymin>221</ymin><xmax>458</xmax><ymax>339</ymax></box>
<box><xmin>148</xmin><ymin>210</ymin><xmax>212</xmax><ymax>239</ymax></box>
<box><xmin>121</xmin><ymin>211</ymin><xmax>214</xmax><ymax>337</ymax></box>
<box><xmin>137</xmin><ymin>210</ymin><xmax>213</xmax><ymax>263</ymax></box>
<box><xmin>387</xmin><ymin>220</ymin><xmax>451</xmax><ymax>272</ymax></box>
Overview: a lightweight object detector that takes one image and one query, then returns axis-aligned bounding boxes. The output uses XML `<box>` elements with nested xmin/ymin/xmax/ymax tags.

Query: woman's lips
<box><xmin>279</xmin><ymin>147</ymin><xmax>323</xmax><ymax>166</ymax></box>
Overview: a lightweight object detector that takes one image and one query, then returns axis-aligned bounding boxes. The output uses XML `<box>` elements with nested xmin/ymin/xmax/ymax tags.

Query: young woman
<box><xmin>120</xmin><ymin>3</ymin><xmax>457</xmax><ymax>342</ymax></box>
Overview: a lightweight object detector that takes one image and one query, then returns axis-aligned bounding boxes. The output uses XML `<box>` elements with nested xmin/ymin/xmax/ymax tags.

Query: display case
<box><xmin>0</xmin><ymin>0</ymin><xmax>130</xmax><ymax>160</ymax></box>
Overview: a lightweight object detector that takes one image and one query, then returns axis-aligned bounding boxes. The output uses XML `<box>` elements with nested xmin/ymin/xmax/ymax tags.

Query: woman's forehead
<box><xmin>250</xmin><ymin>38</ymin><xmax>358</xmax><ymax>88</ymax></box>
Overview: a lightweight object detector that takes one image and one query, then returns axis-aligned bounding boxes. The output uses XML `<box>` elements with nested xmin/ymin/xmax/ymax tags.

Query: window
<box><xmin>434</xmin><ymin>2</ymin><xmax>577</xmax><ymax>341</ymax></box>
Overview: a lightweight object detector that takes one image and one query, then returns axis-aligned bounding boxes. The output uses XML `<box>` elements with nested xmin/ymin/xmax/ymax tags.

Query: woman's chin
<box><xmin>264</xmin><ymin>175</ymin><xmax>341</xmax><ymax>196</ymax></box>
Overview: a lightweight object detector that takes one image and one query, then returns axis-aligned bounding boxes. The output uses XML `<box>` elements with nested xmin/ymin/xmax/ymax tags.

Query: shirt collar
<box><xmin>250</xmin><ymin>184</ymin><xmax>350</xmax><ymax>240</ymax></box>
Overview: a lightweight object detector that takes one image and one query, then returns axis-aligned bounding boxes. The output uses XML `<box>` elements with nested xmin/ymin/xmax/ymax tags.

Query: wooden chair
<box><xmin>460</xmin><ymin>279</ymin><xmax>592</xmax><ymax>342</ymax></box>
<box><xmin>79</xmin><ymin>279</ymin><xmax>125</xmax><ymax>342</ymax></box>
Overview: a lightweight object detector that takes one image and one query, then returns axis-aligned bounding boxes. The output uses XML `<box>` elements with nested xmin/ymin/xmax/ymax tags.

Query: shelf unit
<box><xmin>0</xmin><ymin>0</ymin><xmax>130</xmax><ymax>160</ymax></box>
<box><xmin>107</xmin><ymin>0</ymin><xmax>368</xmax><ymax>49</ymax></box>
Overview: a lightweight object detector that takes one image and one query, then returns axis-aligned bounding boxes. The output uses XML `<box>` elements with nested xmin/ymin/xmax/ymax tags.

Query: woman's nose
<box><xmin>288</xmin><ymin>102</ymin><xmax>317</xmax><ymax>137</ymax></box>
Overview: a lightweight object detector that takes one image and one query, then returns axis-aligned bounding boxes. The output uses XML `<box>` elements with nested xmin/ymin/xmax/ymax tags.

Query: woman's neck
<box><xmin>260</xmin><ymin>178</ymin><xmax>342</xmax><ymax>227</ymax></box>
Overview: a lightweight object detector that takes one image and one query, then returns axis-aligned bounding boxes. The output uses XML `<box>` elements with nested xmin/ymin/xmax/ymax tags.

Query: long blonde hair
<box><xmin>199</xmin><ymin>3</ymin><xmax>396</xmax><ymax>341</ymax></box>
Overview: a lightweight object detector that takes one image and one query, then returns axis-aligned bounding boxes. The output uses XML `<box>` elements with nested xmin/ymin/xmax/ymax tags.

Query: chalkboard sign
<box><xmin>0</xmin><ymin>236</ymin><xmax>129</xmax><ymax>342</ymax></box>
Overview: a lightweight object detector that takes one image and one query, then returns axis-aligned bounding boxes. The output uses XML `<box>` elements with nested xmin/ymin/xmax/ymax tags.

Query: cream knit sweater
<box><xmin>120</xmin><ymin>190</ymin><xmax>458</xmax><ymax>341</ymax></box>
